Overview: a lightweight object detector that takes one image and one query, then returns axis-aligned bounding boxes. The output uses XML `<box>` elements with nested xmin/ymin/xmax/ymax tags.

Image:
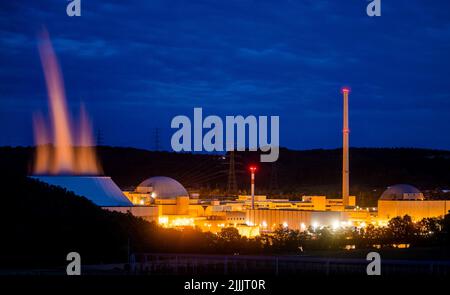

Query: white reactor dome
<box><xmin>380</xmin><ymin>184</ymin><xmax>424</xmax><ymax>201</ymax></box>
<box><xmin>136</xmin><ymin>176</ymin><xmax>188</xmax><ymax>199</ymax></box>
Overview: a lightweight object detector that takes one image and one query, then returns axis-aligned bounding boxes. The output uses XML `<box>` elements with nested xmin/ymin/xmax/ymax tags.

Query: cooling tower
<box><xmin>32</xmin><ymin>175</ymin><xmax>133</xmax><ymax>207</ymax></box>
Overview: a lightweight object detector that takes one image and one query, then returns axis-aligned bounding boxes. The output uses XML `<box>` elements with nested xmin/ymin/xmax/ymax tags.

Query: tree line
<box><xmin>1</xmin><ymin>146</ymin><xmax>450</xmax><ymax>206</ymax></box>
<box><xmin>1</xmin><ymin>176</ymin><xmax>449</xmax><ymax>269</ymax></box>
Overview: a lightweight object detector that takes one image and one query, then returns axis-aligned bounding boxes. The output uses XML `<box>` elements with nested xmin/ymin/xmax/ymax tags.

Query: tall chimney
<box><xmin>249</xmin><ymin>166</ymin><xmax>257</xmax><ymax>209</ymax></box>
<box><xmin>342</xmin><ymin>87</ymin><xmax>350</xmax><ymax>207</ymax></box>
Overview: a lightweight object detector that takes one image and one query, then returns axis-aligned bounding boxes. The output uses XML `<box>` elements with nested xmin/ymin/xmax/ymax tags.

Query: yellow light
<box><xmin>151</xmin><ymin>192</ymin><xmax>157</xmax><ymax>199</ymax></box>
<box><xmin>332</xmin><ymin>220</ymin><xmax>340</xmax><ymax>230</ymax></box>
<box><xmin>312</xmin><ymin>222</ymin><xmax>319</xmax><ymax>230</ymax></box>
<box><xmin>139</xmin><ymin>199</ymin><xmax>145</xmax><ymax>205</ymax></box>
<box><xmin>377</xmin><ymin>220</ymin><xmax>387</xmax><ymax>227</ymax></box>
<box><xmin>261</xmin><ymin>221</ymin><xmax>267</xmax><ymax>228</ymax></box>
<box><xmin>158</xmin><ymin>216</ymin><xmax>168</xmax><ymax>225</ymax></box>
<box><xmin>171</xmin><ymin>218</ymin><xmax>194</xmax><ymax>227</ymax></box>
<box><xmin>282</xmin><ymin>222</ymin><xmax>288</xmax><ymax>228</ymax></box>
<box><xmin>300</xmin><ymin>223</ymin><xmax>306</xmax><ymax>231</ymax></box>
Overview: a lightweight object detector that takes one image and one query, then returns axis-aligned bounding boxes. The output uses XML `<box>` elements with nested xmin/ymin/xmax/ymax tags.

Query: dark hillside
<box><xmin>1</xmin><ymin>146</ymin><xmax>449</xmax><ymax>206</ymax></box>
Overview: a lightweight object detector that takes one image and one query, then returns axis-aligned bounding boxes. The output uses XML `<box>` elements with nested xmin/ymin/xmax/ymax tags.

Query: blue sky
<box><xmin>1</xmin><ymin>0</ymin><xmax>450</xmax><ymax>150</ymax></box>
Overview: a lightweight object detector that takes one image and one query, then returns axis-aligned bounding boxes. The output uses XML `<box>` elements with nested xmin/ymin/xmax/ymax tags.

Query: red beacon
<box><xmin>341</xmin><ymin>86</ymin><xmax>351</xmax><ymax>94</ymax></box>
<box><xmin>249</xmin><ymin>166</ymin><xmax>257</xmax><ymax>173</ymax></box>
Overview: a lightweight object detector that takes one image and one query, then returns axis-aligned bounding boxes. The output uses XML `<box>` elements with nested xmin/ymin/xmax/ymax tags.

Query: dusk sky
<box><xmin>1</xmin><ymin>0</ymin><xmax>450</xmax><ymax>150</ymax></box>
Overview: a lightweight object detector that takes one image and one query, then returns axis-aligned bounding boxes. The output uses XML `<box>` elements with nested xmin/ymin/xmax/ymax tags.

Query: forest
<box><xmin>0</xmin><ymin>175</ymin><xmax>449</xmax><ymax>268</ymax></box>
<box><xmin>1</xmin><ymin>146</ymin><xmax>450</xmax><ymax>206</ymax></box>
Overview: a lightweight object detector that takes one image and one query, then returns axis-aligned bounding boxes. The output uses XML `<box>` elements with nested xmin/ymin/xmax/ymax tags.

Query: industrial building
<box><xmin>32</xmin><ymin>88</ymin><xmax>450</xmax><ymax>237</ymax></box>
<box><xmin>120</xmin><ymin>176</ymin><xmax>358</xmax><ymax>236</ymax></box>
<box><xmin>30</xmin><ymin>33</ymin><xmax>449</xmax><ymax>239</ymax></box>
<box><xmin>33</xmin><ymin>173</ymin><xmax>449</xmax><ymax>237</ymax></box>
<box><xmin>377</xmin><ymin>184</ymin><xmax>450</xmax><ymax>222</ymax></box>
<box><xmin>119</xmin><ymin>178</ymin><xmax>450</xmax><ymax>235</ymax></box>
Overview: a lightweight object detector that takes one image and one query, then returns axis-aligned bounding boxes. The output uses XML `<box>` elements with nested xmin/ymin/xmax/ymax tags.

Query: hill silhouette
<box><xmin>1</xmin><ymin>146</ymin><xmax>449</xmax><ymax>206</ymax></box>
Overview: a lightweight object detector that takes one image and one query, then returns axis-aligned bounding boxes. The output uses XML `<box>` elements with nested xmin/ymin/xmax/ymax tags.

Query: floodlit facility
<box><xmin>31</xmin><ymin>88</ymin><xmax>450</xmax><ymax>237</ymax></box>
<box><xmin>378</xmin><ymin>184</ymin><xmax>450</xmax><ymax>222</ymax></box>
<box><xmin>120</xmin><ymin>176</ymin><xmax>366</xmax><ymax>236</ymax></box>
<box><xmin>33</xmin><ymin>173</ymin><xmax>450</xmax><ymax>238</ymax></box>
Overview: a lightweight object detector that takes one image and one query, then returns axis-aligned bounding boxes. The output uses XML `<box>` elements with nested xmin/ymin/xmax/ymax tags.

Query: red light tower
<box><xmin>249</xmin><ymin>166</ymin><xmax>257</xmax><ymax>209</ymax></box>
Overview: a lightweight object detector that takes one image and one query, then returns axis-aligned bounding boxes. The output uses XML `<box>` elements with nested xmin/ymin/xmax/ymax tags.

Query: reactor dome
<box><xmin>380</xmin><ymin>184</ymin><xmax>424</xmax><ymax>201</ymax></box>
<box><xmin>136</xmin><ymin>176</ymin><xmax>188</xmax><ymax>199</ymax></box>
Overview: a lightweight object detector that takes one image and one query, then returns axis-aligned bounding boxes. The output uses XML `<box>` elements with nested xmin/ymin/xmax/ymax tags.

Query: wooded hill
<box><xmin>1</xmin><ymin>146</ymin><xmax>449</xmax><ymax>206</ymax></box>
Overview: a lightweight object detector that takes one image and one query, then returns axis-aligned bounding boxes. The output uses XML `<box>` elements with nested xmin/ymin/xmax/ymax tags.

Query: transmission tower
<box><xmin>227</xmin><ymin>150</ymin><xmax>238</xmax><ymax>196</ymax></box>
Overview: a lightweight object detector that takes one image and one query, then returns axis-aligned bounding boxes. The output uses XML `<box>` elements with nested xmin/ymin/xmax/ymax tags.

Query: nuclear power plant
<box><xmin>31</xmin><ymin>79</ymin><xmax>450</xmax><ymax>237</ymax></box>
<box><xmin>28</xmin><ymin>31</ymin><xmax>449</xmax><ymax>238</ymax></box>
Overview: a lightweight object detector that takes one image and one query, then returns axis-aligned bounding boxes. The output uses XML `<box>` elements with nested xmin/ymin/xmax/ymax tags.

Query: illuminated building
<box><xmin>377</xmin><ymin>184</ymin><xmax>450</xmax><ymax>222</ymax></box>
<box><xmin>123</xmin><ymin>176</ymin><xmax>260</xmax><ymax>236</ymax></box>
<box><xmin>34</xmin><ymin>174</ymin><xmax>449</xmax><ymax>237</ymax></box>
<box><xmin>31</xmin><ymin>79</ymin><xmax>450</xmax><ymax>237</ymax></box>
<box><xmin>234</xmin><ymin>195</ymin><xmax>355</xmax><ymax>211</ymax></box>
<box><xmin>246</xmin><ymin>209</ymin><xmax>342</xmax><ymax>231</ymax></box>
<box><xmin>124</xmin><ymin>176</ymin><xmax>189</xmax><ymax>206</ymax></box>
<box><xmin>121</xmin><ymin>176</ymin><xmax>365</xmax><ymax>236</ymax></box>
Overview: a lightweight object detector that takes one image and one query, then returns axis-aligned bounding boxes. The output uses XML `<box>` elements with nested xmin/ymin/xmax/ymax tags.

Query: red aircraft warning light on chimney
<box><xmin>249</xmin><ymin>165</ymin><xmax>257</xmax><ymax>209</ymax></box>
<box><xmin>341</xmin><ymin>87</ymin><xmax>350</xmax><ymax>207</ymax></box>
